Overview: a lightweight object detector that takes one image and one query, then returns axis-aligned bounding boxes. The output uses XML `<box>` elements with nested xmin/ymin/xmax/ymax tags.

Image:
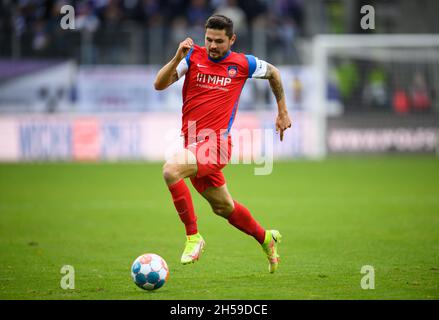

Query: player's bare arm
<box><xmin>154</xmin><ymin>37</ymin><xmax>194</xmax><ymax>90</ymax></box>
<box><xmin>261</xmin><ymin>63</ymin><xmax>292</xmax><ymax>141</ymax></box>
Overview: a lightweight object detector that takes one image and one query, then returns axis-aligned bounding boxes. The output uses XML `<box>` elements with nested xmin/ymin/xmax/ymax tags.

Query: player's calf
<box><xmin>201</xmin><ymin>185</ymin><xmax>235</xmax><ymax>218</ymax></box>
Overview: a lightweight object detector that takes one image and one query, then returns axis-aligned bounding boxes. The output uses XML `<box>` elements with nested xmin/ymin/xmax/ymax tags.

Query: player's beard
<box><xmin>208</xmin><ymin>46</ymin><xmax>230</xmax><ymax>60</ymax></box>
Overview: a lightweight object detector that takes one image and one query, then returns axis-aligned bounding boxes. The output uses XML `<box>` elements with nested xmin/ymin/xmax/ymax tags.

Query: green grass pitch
<box><xmin>0</xmin><ymin>156</ymin><xmax>438</xmax><ymax>299</ymax></box>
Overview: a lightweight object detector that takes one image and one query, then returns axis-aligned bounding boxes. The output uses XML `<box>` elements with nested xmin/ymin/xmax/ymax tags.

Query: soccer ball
<box><xmin>131</xmin><ymin>253</ymin><xmax>169</xmax><ymax>290</ymax></box>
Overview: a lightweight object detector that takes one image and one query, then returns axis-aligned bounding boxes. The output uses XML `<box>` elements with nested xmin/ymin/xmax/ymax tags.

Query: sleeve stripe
<box><xmin>245</xmin><ymin>55</ymin><xmax>257</xmax><ymax>78</ymax></box>
<box><xmin>185</xmin><ymin>48</ymin><xmax>194</xmax><ymax>67</ymax></box>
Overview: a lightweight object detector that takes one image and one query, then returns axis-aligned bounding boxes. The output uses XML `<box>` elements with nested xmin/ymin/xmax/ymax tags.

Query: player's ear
<box><xmin>230</xmin><ymin>34</ymin><xmax>236</xmax><ymax>46</ymax></box>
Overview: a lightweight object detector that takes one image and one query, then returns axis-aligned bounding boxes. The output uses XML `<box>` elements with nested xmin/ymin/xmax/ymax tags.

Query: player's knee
<box><xmin>212</xmin><ymin>201</ymin><xmax>234</xmax><ymax>218</ymax></box>
<box><xmin>162</xmin><ymin>162</ymin><xmax>181</xmax><ymax>185</ymax></box>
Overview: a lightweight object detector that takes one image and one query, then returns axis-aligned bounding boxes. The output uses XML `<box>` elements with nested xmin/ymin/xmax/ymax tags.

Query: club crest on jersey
<box><xmin>227</xmin><ymin>66</ymin><xmax>238</xmax><ymax>78</ymax></box>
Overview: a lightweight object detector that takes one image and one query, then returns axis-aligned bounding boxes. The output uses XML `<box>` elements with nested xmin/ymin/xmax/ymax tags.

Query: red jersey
<box><xmin>176</xmin><ymin>45</ymin><xmax>267</xmax><ymax>145</ymax></box>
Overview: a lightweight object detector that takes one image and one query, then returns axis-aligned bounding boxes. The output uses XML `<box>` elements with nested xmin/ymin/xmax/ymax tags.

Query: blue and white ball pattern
<box><xmin>131</xmin><ymin>253</ymin><xmax>169</xmax><ymax>290</ymax></box>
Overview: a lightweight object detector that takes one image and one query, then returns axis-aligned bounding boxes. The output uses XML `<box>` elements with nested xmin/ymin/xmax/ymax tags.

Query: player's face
<box><xmin>205</xmin><ymin>28</ymin><xmax>236</xmax><ymax>60</ymax></box>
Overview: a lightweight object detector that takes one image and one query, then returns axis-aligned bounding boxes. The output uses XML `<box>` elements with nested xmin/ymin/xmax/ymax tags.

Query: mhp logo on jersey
<box><xmin>227</xmin><ymin>66</ymin><xmax>238</xmax><ymax>78</ymax></box>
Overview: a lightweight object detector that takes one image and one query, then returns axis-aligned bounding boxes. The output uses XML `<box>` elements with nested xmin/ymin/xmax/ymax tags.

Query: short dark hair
<box><xmin>205</xmin><ymin>15</ymin><xmax>234</xmax><ymax>38</ymax></box>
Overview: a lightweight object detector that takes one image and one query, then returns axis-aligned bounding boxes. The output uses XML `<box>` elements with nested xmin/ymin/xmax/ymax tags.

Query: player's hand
<box><xmin>276</xmin><ymin>112</ymin><xmax>292</xmax><ymax>142</ymax></box>
<box><xmin>175</xmin><ymin>38</ymin><xmax>194</xmax><ymax>61</ymax></box>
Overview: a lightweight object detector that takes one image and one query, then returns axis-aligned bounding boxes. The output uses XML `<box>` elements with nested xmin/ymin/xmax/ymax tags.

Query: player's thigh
<box><xmin>201</xmin><ymin>184</ymin><xmax>234</xmax><ymax>218</ymax></box>
<box><xmin>163</xmin><ymin>149</ymin><xmax>198</xmax><ymax>180</ymax></box>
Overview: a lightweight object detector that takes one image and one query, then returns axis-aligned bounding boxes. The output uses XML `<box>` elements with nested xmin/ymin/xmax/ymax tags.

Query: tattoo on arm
<box><xmin>264</xmin><ymin>64</ymin><xmax>285</xmax><ymax>102</ymax></box>
<box><xmin>269</xmin><ymin>78</ymin><xmax>284</xmax><ymax>102</ymax></box>
<box><xmin>260</xmin><ymin>63</ymin><xmax>274</xmax><ymax>79</ymax></box>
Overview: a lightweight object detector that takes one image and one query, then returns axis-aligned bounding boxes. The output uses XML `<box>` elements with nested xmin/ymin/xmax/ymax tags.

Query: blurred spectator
<box><xmin>392</xmin><ymin>88</ymin><xmax>410</xmax><ymax>115</ymax></box>
<box><xmin>186</xmin><ymin>0</ymin><xmax>213</xmax><ymax>44</ymax></box>
<box><xmin>263</xmin><ymin>0</ymin><xmax>303</xmax><ymax>63</ymax></box>
<box><xmin>186</xmin><ymin>0</ymin><xmax>212</xmax><ymax>27</ymax></box>
<box><xmin>410</xmin><ymin>72</ymin><xmax>432</xmax><ymax>113</ymax></box>
<box><xmin>121</xmin><ymin>0</ymin><xmax>143</xmax><ymax>21</ymax></box>
<box><xmin>162</xmin><ymin>0</ymin><xmax>187</xmax><ymax>21</ymax></box>
<box><xmin>103</xmin><ymin>0</ymin><xmax>123</xmax><ymax>28</ymax></box>
<box><xmin>140</xmin><ymin>0</ymin><xmax>163</xmax><ymax>26</ymax></box>
<box><xmin>327</xmin><ymin>68</ymin><xmax>344</xmax><ymax>114</ymax></box>
<box><xmin>271</xmin><ymin>0</ymin><xmax>304</xmax><ymax>33</ymax></box>
<box><xmin>327</xmin><ymin>0</ymin><xmax>345</xmax><ymax>34</ymax></box>
<box><xmin>335</xmin><ymin>59</ymin><xmax>360</xmax><ymax>104</ymax></box>
<box><xmin>32</xmin><ymin>18</ymin><xmax>49</xmax><ymax>52</ymax></box>
<box><xmin>75</xmin><ymin>1</ymin><xmax>100</xmax><ymax>32</ymax></box>
<box><xmin>238</xmin><ymin>0</ymin><xmax>267</xmax><ymax>23</ymax></box>
<box><xmin>362</xmin><ymin>66</ymin><xmax>388</xmax><ymax>111</ymax></box>
<box><xmin>167</xmin><ymin>15</ymin><xmax>189</xmax><ymax>56</ymax></box>
<box><xmin>291</xmin><ymin>74</ymin><xmax>303</xmax><ymax>110</ymax></box>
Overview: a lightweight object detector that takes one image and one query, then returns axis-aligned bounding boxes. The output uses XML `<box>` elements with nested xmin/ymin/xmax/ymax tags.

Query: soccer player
<box><xmin>154</xmin><ymin>15</ymin><xmax>292</xmax><ymax>273</ymax></box>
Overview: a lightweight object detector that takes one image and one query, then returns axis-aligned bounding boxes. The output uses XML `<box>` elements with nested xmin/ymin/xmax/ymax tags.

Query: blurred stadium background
<box><xmin>0</xmin><ymin>0</ymin><xmax>438</xmax><ymax>160</ymax></box>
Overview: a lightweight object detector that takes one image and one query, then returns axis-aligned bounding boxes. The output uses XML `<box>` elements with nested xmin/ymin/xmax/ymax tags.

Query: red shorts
<box><xmin>186</xmin><ymin>135</ymin><xmax>232</xmax><ymax>194</ymax></box>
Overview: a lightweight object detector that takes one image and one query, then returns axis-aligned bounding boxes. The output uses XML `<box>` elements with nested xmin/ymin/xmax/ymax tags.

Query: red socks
<box><xmin>168</xmin><ymin>180</ymin><xmax>198</xmax><ymax>236</ymax></box>
<box><xmin>168</xmin><ymin>181</ymin><xmax>264</xmax><ymax>244</ymax></box>
<box><xmin>228</xmin><ymin>200</ymin><xmax>266</xmax><ymax>244</ymax></box>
